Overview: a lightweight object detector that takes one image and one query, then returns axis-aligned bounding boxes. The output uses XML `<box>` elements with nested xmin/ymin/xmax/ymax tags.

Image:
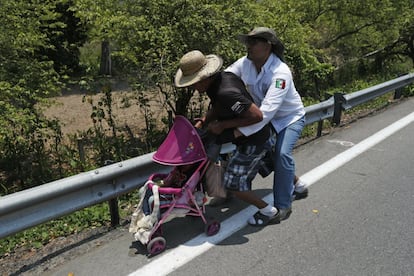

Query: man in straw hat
<box><xmin>225</xmin><ymin>27</ymin><xmax>307</xmax><ymax>223</ymax></box>
<box><xmin>175</xmin><ymin>50</ymin><xmax>280</xmax><ymax>226</ymax></box>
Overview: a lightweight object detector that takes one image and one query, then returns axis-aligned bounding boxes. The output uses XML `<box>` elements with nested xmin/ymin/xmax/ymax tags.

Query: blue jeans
<box><xmin>273</xmin><ymin>116</ymin><xmax>305</xmax><ymax>209</ymax></box>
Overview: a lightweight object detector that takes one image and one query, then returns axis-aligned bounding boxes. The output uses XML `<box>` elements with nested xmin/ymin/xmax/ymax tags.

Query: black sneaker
<box><xmin>292</xmin><ymin>188</ymin><xmax>308</xmax><ymax>201</ymax></box>
<box><xmin>269</xmin><ymin>207</ymin><xmax>292</xmax><ymax>224</ymax></box>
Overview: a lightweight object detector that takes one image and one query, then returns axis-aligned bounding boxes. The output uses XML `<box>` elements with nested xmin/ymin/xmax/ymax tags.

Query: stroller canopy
<box><xmin>153</xmin><ymin>115</ymin><xmax>207</xmax><ymax>166</ymax></box>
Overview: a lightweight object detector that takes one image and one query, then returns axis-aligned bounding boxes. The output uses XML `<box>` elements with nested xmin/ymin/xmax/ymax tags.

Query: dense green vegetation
<box><xmin>1</xmin><ymin>0</ymin><xmax>413</xmax><ymax>256</ymax></box>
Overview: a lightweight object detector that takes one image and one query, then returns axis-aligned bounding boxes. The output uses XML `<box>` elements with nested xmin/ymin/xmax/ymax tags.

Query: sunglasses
<box><xmin>245</xmin><ymin>37</ymin><xmax>269</xmax><ymax>45</ymax></box>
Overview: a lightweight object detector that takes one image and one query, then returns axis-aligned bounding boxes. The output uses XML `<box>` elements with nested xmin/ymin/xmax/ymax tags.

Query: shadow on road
<box><xmin>127</xmin><ymin>188</ymin><xmax>273</xmax><ymax>257</ymax></box>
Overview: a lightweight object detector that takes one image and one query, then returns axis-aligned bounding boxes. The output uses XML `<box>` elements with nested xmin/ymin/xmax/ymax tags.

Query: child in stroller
<box><xmin>129</xmin><ymin>115</ymin><xmax>221</xmax><ymax>256</ymax></box>
<box><xmin>140</xmin><ymin>162</ymin><xmax>201</xmax><ymax>217</ymax></box>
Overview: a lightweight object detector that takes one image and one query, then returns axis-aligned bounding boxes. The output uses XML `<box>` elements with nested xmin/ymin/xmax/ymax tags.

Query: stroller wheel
<box><xmin>147</xmin><ymin>236</ymin><xmax>166</xmax><ymax>256</ymax></box>
<box><xmin>205</xmin><ymin>220</ymin><xmax>220</xmax><ymax>236</ymax></box>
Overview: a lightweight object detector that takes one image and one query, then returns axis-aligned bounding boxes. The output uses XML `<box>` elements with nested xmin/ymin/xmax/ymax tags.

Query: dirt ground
<box><xmin>40</xmin><ymin>84</ymin><xmax>208</xmax><ymax>147</ymax></box>
<box><xmin>41</xmin><ymin>83</ymin><xmax>168</xmax><ymax>139</ymax></box>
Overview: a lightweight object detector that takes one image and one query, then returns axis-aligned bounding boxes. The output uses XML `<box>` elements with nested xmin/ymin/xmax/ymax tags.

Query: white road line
<box><xmin>129</xmin><ymin>111</ymin><xmax>414</xmax><ymax>276</ymax></box>
<box><xmin>300</xmin><ymin>111</ymin><xmax>414</xmax><ymax>186</ymax></box>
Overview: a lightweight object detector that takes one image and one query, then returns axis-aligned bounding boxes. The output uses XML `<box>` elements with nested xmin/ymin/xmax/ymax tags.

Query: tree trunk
<box><xmin>99</xmin><ymin>40</ymin><xmax>112</xmax><ymax>76</ymax></box>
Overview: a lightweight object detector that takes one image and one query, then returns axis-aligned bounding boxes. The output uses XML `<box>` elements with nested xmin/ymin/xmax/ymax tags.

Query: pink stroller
<box><xmin>129</xmin><ymin>115</ymin><xmax>221</xmax><ymax>256</ymax></box>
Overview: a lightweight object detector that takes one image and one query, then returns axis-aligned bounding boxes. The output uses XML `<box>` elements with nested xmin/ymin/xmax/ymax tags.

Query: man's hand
<box><xmin>194</xmin><ymin>121</ymin><xmax>203</xmax><ymax>129</ymax></box>
<box><xmin>193</xmin><ymin>117</ymin><xmax>205</xmax><ymax>129</ymax></box>
<box><xmin>233</xmin><ymin>128</ymin><xmax>244</xmax><ymax>138</ymax></box>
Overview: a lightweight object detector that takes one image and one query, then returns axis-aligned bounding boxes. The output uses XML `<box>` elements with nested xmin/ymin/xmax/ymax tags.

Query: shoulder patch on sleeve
<box><xmin>275</xmin><ymin>79</ymin><xmax>286</xmax><ymax>89</ymax></box>
<box><xmin>231</xmin><ymin>101</ymin><xmax>244</xmax><ymax>113</ymax></box>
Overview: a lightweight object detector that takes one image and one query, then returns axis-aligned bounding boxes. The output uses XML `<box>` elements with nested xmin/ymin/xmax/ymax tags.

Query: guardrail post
<box><xmin>315</xmin><ymin>93</ymin><xmax>332</xmax><ymax>137</ymax></box>
<box><xmin>317</xmin><ymin>121</ymin><xmax>323</xmax><ymax>137</ymax></box>
<box><xmin>332</xmin><ymin>93</ymin><xmax>346</xmax><ymax>126</ymax></box>
<box><xmin>109</xmin><ymin>197</ymin><xmax>120</xmax><ymax>227</ymax></box>
<box><xmin>104</xmin><ymin>160</ymin><xmax>120</xmax><ymax>227</ymax></box>
<box><xmin>394</xmin><ymin>73</ymin><xmax>408</xmax><ymax>99</ymax></box>
<box><xmin>394</xmin><ymin>87</ymin><xmax>403</xmax><ymax>99</ymax></box>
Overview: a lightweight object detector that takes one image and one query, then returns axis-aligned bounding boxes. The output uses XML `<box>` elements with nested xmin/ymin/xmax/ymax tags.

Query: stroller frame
<box><xmin>130</xmin><ymin>115</ymin><xmax>220</xmax><ymax>256</ymax></box>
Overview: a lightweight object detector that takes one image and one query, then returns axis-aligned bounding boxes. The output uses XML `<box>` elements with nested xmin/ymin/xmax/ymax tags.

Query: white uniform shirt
<box><xmin>225</xmin><ymin>53</ymin><xmax>305</xmax><ymax>135</ymax></box>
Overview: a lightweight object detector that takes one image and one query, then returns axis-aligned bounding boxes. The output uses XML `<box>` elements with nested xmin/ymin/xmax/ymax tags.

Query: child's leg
<box><xmin>142</xmin><ymin>189</ymin><xmax>153</xmax><ymax>215</ymax></box>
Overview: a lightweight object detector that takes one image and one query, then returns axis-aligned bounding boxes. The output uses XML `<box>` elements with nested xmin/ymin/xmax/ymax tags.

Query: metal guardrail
<box><xmin>0</xmin><ymin>153</ymin><xmax>169</xmax><ymax>239</ymax></box>
<box><xmin>1</xmin><ymin>73</ymin><xmax>413</xmax><ymax>239</ymax></box>
<box><xmin>304</xmin><ymin>73</ymin><xmax>414</xmax><ymax>126</ymax></box>
<box><xmin>303</xmin><ymin>96</ymin><xmax>335</xmax><ymax>125</ymax></box>
<box><xmin>344</xmin><ymin>73</ymin><xmax>414</xmax><ymax>110</ymax></box>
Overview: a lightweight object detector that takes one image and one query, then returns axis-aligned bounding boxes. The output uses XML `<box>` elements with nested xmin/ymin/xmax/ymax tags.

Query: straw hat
<box><xmin>237</xmin><ymin>27</ymin><xmax>285</xmax><ymax>61</ymax></box>
<box><xmin>174</xmin><ymin>50</ymin><xmax>223</xmax><ymax>88</ymax></box>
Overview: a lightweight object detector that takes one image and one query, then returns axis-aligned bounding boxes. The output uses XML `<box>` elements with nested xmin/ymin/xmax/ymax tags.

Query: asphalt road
<box><xmin>43</xmin><ymin>97</ymin><xmax>414</xmax><ymax>276</ymax></box>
